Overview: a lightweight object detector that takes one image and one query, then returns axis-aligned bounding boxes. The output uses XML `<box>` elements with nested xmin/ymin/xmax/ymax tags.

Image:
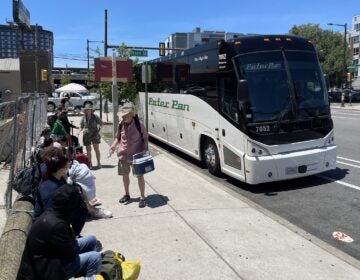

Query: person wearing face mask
<box><xmin>33</xmin><ymin>146</ymin><xmax>88</xmax><ymax>236</ymax></box>
<box><xmin>110</xmin><ymin>103</ymin><xmax>149</xmax><ymax>208</ymax></box>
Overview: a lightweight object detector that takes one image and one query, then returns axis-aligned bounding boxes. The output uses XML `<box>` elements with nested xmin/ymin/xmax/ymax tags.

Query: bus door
<box><xmin>218</xmin><ymin>74</ymin><xmax>246</xmax><ymax>181</ymax></box>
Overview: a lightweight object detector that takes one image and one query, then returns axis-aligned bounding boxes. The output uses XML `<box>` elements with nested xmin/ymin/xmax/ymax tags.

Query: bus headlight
<box><xmin>247</xmin><ymin>141</ymin><xmax>270</xmax><ymax>157</ymax></box>
<box><xmin>324</xmin><ymin>132</ymin><xmax>335</xmax><ymax>146</ymax></box>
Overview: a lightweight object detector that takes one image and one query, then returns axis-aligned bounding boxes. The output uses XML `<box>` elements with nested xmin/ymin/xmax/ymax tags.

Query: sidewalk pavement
<box><xmin>0</xmin><ymin>107</ymin><xmax>359</xmax><ymax>279</ymax></box>
<box><xmin>76</xmin><ymin>113</ymin><xmax>360</xmax><ymax>280</ymax></box>
<box><xmin>331</xmin><ymin>102</ymin><xmax>360</xmax><ymax>110</ymax></box>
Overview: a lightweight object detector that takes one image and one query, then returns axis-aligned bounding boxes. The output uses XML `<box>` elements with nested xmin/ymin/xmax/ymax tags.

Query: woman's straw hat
<box><xmin>117</xmin><ymin>103</ymin><xmax>135</xmax><ymax>118</ymax></box>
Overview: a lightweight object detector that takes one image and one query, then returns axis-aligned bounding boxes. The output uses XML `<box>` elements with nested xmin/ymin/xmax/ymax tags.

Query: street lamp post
<box><xmin>328</xmin><ymin>22</ymin><xmax>347</xmax><ymax>88</ymax></box>
<box><xmin>86</xmin><ymin>40</ymin><xmax>104</xmax><ymax>74</ymax></box>
<box><xmin>86</xmin><ymin>39</ymin><xmax>104</xmax><ymax>118</ymax></box>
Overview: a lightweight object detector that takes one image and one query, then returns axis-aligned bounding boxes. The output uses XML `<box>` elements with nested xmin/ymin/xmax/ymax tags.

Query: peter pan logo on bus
<box><xmin>171</xmin><ymin>100</ymin><xmax>189</xmax><ymax>111</ymax></box>
<box><xmin>148</xmin><ymin>98</ymin><xmax>190</xmax><ymax>111</ymax></box>
<box><xmin>148</xmin><ymin>97</ymin><xmax>170</xmax><ymax>108</ymax></box>
<box><xmin>245</xmin><ymin>62</ymin><xmax>282</xmax><ymax>71</ymax></box>
<box><xmin>194</xmin><ymin>55</ymin><xmax>208</xmax><ymax>62</ymax></box>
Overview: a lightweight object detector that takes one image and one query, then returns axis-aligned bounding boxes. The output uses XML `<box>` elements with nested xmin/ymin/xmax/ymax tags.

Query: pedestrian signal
<box><xmin>159</xmin><ymin>42</ymin><xmax>165</xmax><ymax>56</ymax></box>
<box><xmin>41</xmin><ymin>69</ymin><xmax>47</xmax><ymax>81</ymax></box>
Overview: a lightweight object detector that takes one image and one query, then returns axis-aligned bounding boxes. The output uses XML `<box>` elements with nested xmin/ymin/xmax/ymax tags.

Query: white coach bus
<box><xmin>137</xmin><ymin>35</ymin><xmax>336</xmax><ymax>184</ymax></box>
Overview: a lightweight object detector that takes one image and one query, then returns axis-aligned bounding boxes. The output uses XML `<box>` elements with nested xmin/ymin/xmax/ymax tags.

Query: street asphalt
<box><xmin>0</xmin><ymin>102</ymin><xmax>360</xmax><ymax>279</ymax></box>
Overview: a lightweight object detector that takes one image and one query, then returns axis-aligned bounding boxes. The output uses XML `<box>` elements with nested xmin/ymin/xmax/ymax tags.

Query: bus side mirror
<box><xmin>237</xmin><ymin>79</ymin><xmax>249</xmax><ymax>102</ymax></box>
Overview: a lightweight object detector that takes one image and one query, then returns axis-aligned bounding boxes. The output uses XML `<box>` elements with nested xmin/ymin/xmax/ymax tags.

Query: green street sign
<box><xmin>129</xmin><ymin>49</ymin><xmax>148</xmax><ymax>57</ymax></box>
<box><xmin>347</xmin><ymin>65</ymin><xmax>356</xmax><ymax>72</ymax></box>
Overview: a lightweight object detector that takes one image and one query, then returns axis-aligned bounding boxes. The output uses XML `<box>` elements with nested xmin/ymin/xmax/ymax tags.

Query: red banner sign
<box><xmin>94</xmin><ymin>57</ymin><xmax>132</xmax><ymax>82</ymax></box>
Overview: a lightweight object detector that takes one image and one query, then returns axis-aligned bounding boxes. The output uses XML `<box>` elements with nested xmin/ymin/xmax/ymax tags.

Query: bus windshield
<box><xmin>237</xmin><ymin>51</ymin><xmax>328</xmax><ymax>122</ymax></box>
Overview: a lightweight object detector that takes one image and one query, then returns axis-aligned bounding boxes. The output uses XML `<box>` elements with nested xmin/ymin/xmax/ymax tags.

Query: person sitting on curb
<box><xmin>66</xmin><ymin>146</ymin><xmax>113</xmax><ymax>219</ymax></box>
<box><xmin>17</xmin><ymin>184</ymin><xmax>102</xmax><ymax>280</ymax></box>
<box><xmin>33</xmin><ymin>146</ymin><xmax>88</xmax><ymax>237</ymax></box>
<box><xmin>47</xmin><ymin>114</ymin><xmax>68</xmax><ymax>143</ymax></box>
<box><xmin>109</xmin><ymin>103</ymin><xmax>149</xmax><ymax>208</ymax></box>
<box><xmin>58</xmin><ymin>109</ymin><xmax>79</xmax><ymax>147</ymax></box>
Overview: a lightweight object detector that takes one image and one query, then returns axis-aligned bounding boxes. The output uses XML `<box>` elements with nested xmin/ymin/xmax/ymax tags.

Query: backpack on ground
<box><xmin>99</xmin><ymin>250</ymin><xmax>141</xmax><ymax>280</ymax></box>
<box><xmin>99</xmin><ymin>250</ymin><xmax>124</xmax><ymax>280</ymax></box>
<box><xmin>13</xmin><ymin>163</ymin><xmax>41</xmax><ymax>196</ymax></box>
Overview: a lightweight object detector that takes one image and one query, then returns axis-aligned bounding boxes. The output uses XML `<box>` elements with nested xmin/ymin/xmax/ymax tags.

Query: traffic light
<box><xmin>159</xmin><ymin>42</ymin><xmax>165</xmax><ymax>56</ymax></box>
<box><xmin>41</xmin><ymin>69</ymin><xmax>47</xmax><ymax>81</ymax></box>
<box><xmin>347</xmin><ymin>72</ymin><xmax>351</xmax><ymax>82</ymax></box>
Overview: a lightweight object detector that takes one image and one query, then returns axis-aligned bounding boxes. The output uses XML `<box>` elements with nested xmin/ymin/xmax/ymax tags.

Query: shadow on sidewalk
<box><xmin>122</xmin><ymin>194</ymin><xmax>169</xmax><ymax>208</ymax></box>
<box><xmin>146</xmin><ymin>194</ymin><xmax>169</xmax><ymax>208</ymax></box>
<box><xmin>92</xmin><ymin>164</ymin><xmax>117</xmax><ymax>170</ymax></box>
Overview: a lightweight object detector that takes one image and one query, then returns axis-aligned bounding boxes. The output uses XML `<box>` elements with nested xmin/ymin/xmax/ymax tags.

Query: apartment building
<box><xmin>164</xmin><ymin>27</ymin><xmax>247</xmax><ymax>55</ymax></box>
<box><xmin>0</xmin><ymin>24</ymin><xmax>53</xmax><ymax>65</ymax></box>
<box><xmin>348</xmin><ymin>15</ymin><xmax>360</xmax><ymax>88</ymax></box>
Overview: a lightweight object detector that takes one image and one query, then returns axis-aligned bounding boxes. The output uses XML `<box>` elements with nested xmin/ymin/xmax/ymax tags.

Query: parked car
<box><xmin>48</xmin><ymin>91</ymin><xmax>97</xmax><ymax>113</ymax></box>
<box><xmin>328</xmin><ymin>89</ymin><xmax>360</xmax><ymax>102</ymax></box>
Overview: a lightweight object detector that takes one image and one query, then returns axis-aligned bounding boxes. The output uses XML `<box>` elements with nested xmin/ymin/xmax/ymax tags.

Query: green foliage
<box><xmin>119</xmin><ymin>83</ymin><xmax>137</xmax><ymax>104</ymax></box>
<box><xmin>60</xmin><ymin>75</ymin><xmax>70</xmax><ymax>86</ymax></box>
<box><xmin>99</xmin><ymin>82</ymin><xmax>112</xmax><ymax>101</ymax></box>
<box><xmin>117</xmin><ymin>42</ymin><xmax>131</xmax><ymax>58</ymax></box>
<box><xmin>99</xmin><ymin>81</ymin><xmax>137</xmax><ymax>105</ymax></box>
<box><xmin>289</xmin><ymin>24</ymin><xmax>352</xmax><ymax>87</ymax></box>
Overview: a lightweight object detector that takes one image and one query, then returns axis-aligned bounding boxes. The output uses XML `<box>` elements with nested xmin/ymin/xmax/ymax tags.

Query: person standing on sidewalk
<box><xmin>110</xmin><ymin>103</ymin><xmax>149</xmax><ymax>208</ymax></box>
<box><xmin>79</xmin><ymin>105</ymin><xmax>102</xmax><ymax>169</ymax></box>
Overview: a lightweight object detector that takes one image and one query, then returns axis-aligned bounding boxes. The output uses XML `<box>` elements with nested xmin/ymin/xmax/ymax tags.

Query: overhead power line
<box><xmin>54</xmin><ymin>56</ymin><xmax>87</xmax><ymax>61</ymax></box>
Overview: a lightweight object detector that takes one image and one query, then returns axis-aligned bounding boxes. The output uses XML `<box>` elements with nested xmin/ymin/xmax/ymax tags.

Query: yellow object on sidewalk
<box><xmin>114</xmin><ymin>251</ymin><xmax>141</xmax><ymax>280</ymax></box>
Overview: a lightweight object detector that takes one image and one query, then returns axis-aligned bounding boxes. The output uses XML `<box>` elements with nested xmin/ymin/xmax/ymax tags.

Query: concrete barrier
<box><xmin>0</xmin><ymin>195</ymin><xmax>34</xmax><ymax>280</ymax></box>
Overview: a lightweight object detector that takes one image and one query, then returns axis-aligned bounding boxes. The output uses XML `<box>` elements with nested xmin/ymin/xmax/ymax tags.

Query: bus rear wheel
<box><xmin>203</xmin><ymin>139</ymin><xmax>221</xmax><ymax>175</ymax></box>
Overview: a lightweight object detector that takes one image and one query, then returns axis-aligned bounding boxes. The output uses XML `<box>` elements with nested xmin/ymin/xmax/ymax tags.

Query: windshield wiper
<box><xmin>274</xmin><ymin>49</ymin><xmax>298</xmax><ymax>130</ymax></box>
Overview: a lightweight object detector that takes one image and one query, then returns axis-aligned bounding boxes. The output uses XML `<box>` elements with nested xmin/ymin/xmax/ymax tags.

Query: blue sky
<box><xmin>1</xmin><ymin>0</ymin><xmax>359</xmax><ymax>68</ymax></box>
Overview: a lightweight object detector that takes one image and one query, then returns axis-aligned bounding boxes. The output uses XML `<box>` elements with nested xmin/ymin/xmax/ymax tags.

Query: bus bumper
<box><xmin>243</xmin><ymin>145</ymin><xmax>337</xmax><ymax>185</ymax></box>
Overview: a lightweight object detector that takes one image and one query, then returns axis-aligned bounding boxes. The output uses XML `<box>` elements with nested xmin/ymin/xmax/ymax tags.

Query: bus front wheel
<box><xmin>203</xmin><ymin>139</ymin><xmax>221</xmax><ymax>175</ymax></box>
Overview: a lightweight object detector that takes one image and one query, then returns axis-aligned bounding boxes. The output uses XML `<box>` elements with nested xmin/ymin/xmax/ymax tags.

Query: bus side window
<box><xmin>220</xmin><ymin>77</ymin><xmax>238</xmax><ymax>121</ymax></box>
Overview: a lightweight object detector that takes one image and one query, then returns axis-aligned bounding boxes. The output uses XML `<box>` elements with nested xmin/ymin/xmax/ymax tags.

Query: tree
<box><xmin>60</xmin><ymin>75</ymin><xmax>70</xmax><ymax>86</ymax></box>
<box><xmin>289</xmin><ymin>24</ymin><xmax>352</xmax><ymax>88</ymax></box>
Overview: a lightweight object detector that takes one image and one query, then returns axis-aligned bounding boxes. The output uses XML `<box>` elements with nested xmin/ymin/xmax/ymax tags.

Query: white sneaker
<box><xmin>93</xmin><ymin>208</ymin><xmax>113</xmax><ymax>219</ymax></box>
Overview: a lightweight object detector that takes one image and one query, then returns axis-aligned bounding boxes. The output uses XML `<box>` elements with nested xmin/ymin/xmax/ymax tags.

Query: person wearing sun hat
<box><xmin>110</xmin><ymin>102</ymin><xmax>149</xmax><ymax>208</ymax></box>
<box><xmin>79</xmin><ymin>104</ymin><xmax>102</xmax><ymax>169</ymax></box>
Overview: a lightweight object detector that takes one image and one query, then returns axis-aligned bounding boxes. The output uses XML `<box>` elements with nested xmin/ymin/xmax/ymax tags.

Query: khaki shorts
<box><xmin>83</xmin><ymin>132</ymin><xmax>101</xmax><ymax>146</ymax></box>
<box><xmin>118</xmin><ymin>159</ymin><xmax>143</xmax><ymax>177</ymax></box>
<box><xmin>118</xmin><ymin>159</ymin><xmax>131</xmax><ymax>176</ymax></box>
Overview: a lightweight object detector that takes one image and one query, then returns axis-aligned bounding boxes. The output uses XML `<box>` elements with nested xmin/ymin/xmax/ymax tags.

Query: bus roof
<box><xmin>149</xmin><ymin>35</ymin><xmax>315</xmax><ymax>64</ymax></box>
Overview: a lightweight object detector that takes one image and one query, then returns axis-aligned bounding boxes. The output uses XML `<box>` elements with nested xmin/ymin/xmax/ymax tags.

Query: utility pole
<box><xmin>104</xmin><ymin>9</ymin><xmax>108</xmax><ymax>57</ymax></box>
<box><xmin>87</xmin><ymin>40</ymin><xmax>104</xmax><ymax>74</ymax></box>
<box><xmin>86</xmin><ymin>39</ymin><xmax>104</xmax><ymax>118</ymax></box>
<box><xmin>87</xmin><ymin>39</ymin><xmax>90</xmax><ymax>73</ymax></box>
<box><xmin>112</xmin><ymin>49</ymin><xmax>119</xmax><ymax>137</ymax></box>
<box><xmin>328</xmin><ymin>22</ymin><xmax>348</xmax><ymax>89</ymax></box>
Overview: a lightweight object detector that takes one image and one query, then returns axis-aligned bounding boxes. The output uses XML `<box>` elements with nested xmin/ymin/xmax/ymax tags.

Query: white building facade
<box><xmin>348</xmin><ymin>15</ymin><xmax>360</xmax><ymax>89</ymax></box>
<box><xmin>164</xmin><ymin>27</ymin><xmax>248</xmax><ymax>55</ymax></box>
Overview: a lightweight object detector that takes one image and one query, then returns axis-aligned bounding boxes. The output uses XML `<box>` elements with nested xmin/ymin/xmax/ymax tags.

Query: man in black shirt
<box><xmin>17</xmin><ymin>184</ymin><xmax>101</xmax><ymax>280</ymax></box>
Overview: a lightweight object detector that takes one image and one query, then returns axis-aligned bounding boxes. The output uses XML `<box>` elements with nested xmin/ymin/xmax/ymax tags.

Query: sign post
<box><xmin>142</xmin><ymin>64</ymin><xmax>151</xmax><ymax>130</ymax></box>
<box><xmin>112</xmin><ymin>50</ymin><xmax>119</xmax><ymax>137</ymax></box>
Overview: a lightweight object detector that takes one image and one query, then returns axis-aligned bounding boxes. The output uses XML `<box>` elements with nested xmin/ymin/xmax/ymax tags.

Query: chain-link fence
<box><xmin>1</xmin><ymin>94</ymin><xmax>47</xmax><ymax>210</ymax></box>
